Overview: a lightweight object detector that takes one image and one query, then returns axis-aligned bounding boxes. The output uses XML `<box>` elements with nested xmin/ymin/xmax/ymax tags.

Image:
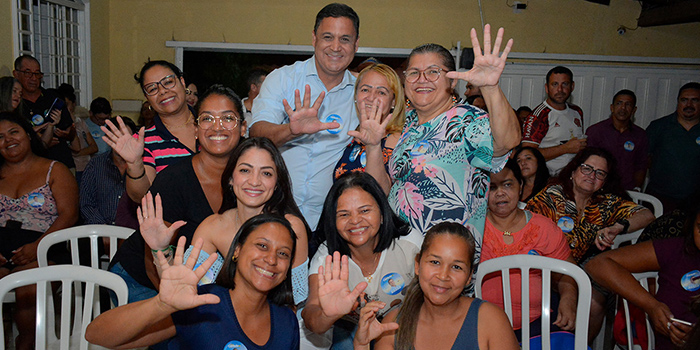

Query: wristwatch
<box><xmin>616</xmin><ymin>219</ymin><xmax>630</xmax><ymax>235</ymax></box>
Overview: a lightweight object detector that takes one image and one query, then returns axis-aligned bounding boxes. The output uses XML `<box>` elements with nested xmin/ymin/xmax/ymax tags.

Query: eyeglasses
<box><xmin>197</xmin><ymin>114</ymin><xmax>241</xmax><ymax>130</ymax></box>
<box><xmin>17</xmin><ymin>70</ymin><xmax>44</xmax><ymax>79</ymax></box>
<box><xmin>143</xmin><ymin>75</ymin><xmax>177</xmax><ymax>96</ymax></box>
<box><xmin>579</xmin><ymin>164</ymin><xmax>608</xmax><ymax>180</ymax></box>
<box><xmin>403</xmin><ymin>66</ymin><xmax>448</xmax><ymax>83</ymax></box>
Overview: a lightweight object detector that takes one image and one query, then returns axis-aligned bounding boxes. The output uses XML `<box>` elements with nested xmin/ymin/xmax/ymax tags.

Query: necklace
<box><xmin>359</xmin><ymin>253</ymin><xmax>380</xmax><ymax>283</ymax></box>
<box><xmin>165</xmin><ymin>112</ymin><xmax>193</xmax><ymax>130</ymax></box>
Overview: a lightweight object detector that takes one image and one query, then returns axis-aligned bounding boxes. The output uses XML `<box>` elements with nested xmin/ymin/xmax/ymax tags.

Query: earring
<box><xmin>390</xmin><ymin>106</ymin><xmax>395</xmax><ymax>113</ymax></box>
<box><xmin>233</xmin><ymin>256</ymin><xmax>238</xmax><ymax>262</ymax></box>
<box><xmin>185</xmin><ymin>88</ymin><xmax>191</xmax><ymax>95</ymax></box>
<box><xmin>148</xmin><ymin>105</ymin><xmax>153</xmax><ymax>111</ymax></box>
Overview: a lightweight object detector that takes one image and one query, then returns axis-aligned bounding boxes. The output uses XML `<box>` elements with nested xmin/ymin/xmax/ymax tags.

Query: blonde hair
<box><xmin>354</xmin><ymin>63</ymin><xmax>406</xmax><ymax>135</ymax></box>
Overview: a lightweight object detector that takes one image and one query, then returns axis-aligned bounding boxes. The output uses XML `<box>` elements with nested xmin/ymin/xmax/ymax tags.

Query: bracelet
<box><xmin>616</xmin><ymin>219</ymin><xmax>630</xmax><ymax>235</ymax></box>
<box><xmin>126</xmin><ymin>167</ymin><xmax>146</xmax><ymax>180</ymax></box>
<box><xmin>151</xmin><ymin>245</ymin><xmax>175</xmax><ymax>264</ymax></box>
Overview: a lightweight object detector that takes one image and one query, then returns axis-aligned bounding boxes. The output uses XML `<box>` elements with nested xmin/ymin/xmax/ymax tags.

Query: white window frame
<box><xmin>12</xmin><ymin>0</ymin><xmax>92</xmax><ymax>105</ymax></box>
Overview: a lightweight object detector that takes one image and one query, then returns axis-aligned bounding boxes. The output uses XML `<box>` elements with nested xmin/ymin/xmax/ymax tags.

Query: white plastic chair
<box><xmin>613</xmin><ymin>192</ymin><xmax>663</xmax><ymax>249</ymax></box>
<box><xmin>0</xmin><ymin>265</ymin><xmax>128</xmax><ymax>350</ymax></box>
<box><xmin>614</xmin><ymin>271</ymin><xmax>659</xmax><ymax>350</ymax></box>
<box><xmin>475</xmin><ymin>255</ymin><xmax>592</xmax><ymax>350</ymax></box>
<box><xmin>37</xmin><ymin>224</ymin><xmax>135</xmax><ymax>269</ymax></box>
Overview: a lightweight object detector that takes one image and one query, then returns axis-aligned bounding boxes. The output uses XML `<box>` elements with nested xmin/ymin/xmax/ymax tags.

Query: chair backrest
<box><xmin>613</xmin><ymin>192</ymin><xmax>663</xmax><ymax>249</ymax></box>
<box><xmin>0</xmin><ymin>265</ymin><xmax>128</xmax><ymax>350</ymax></box>
<box><xmin>37</xmin><ymin>224</ymin><xmax>135</xmax><ymax>268</ymax></box>
<box><xmin>618</xmin><ymin>271</ymin><xmax>659</xmax><ymax>350</ymax></box>
<box><xmin>475</xmin><ymin>255</ymin><xmax>592</xmax><ymax>350</ymax></box>
<box><xmin>626</xmin><ymin>191</ymin><xmax>663</xmax><ymax>218</ymax></box>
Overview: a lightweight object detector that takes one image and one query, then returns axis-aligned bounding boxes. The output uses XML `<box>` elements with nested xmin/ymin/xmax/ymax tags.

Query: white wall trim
<box><xmin>11</xmin><ymin>0</ymin><xmax>19</xmax><ymax>60</ymax></box>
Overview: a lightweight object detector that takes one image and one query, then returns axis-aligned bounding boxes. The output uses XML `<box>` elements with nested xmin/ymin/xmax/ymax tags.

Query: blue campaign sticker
<box><xmin>224</xmin><ymin>340</ymin><xmax>247</xmax><ymax>349</ymax></box>
<box><xmin>681</xmin><ymin>270</ymin><xmax>700</xmax><ymax>292</ymax></box>
<box><xmin>410</xmin><ymin>141</ymin><xmax>430</xmax><ymax>156</ymax></box>
<box><xmin>360</xmin><ymin>151</ymin><xmax>367</xmax><ymax>167</ymax></box>
<box><xmin>557</xmin><ymin>216</ymin><xmax>575</xmax><ymax>233</ymax></box>
<box><xmin>527</xmin><ymin>250</ymin><xmax>540</xmax><ymax>256</ymax></box>
<box><xmin>623</xmin><ymin>141</ymin><xmax>635</xmax><ymax>151</ymax></box>
<box><xmin>380</xmin><ymin>272</ymin><xmax>405</xmax><ymax>295</ymax></box>
<box><xmin>31</xmin><ymin>114</ymin><xmax>44</xmax><ymax>126</ymax></box>
<box><xmin>696</xmin><ymin>136</ymin><xmax>700</xmax><ymax>146</ymax></box>
<box><xmin>324</xmin><ymin>114</ymin><xmax>343</xmax><ymax>134</ymax></box>
<box><xmin>27</xmin><ymin>193</ymin><xmax>45</xmax><ymax>208</ymax></box>
<box><xmin>350</xmin><ymin>144</ymin><xmax>362</xmax><ymax>162</ymax></box>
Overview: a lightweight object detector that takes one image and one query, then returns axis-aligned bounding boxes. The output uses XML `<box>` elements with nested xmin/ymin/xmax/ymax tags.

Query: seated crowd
<box><xmin>1</xmin><ymin>3</ymin><xmax>699</xmax><ymax>350</ymax></box>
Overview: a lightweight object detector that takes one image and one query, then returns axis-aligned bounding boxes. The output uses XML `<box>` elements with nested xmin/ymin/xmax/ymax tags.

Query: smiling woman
<box><xmin>302</xmin><ymin>172</ymin><xmax>419</xmax><ymax>350</ymax></box>
<box><xmin>86</xmin><ymin>215</ymin><xmax>301</xmax><ymax>349</ymax></box>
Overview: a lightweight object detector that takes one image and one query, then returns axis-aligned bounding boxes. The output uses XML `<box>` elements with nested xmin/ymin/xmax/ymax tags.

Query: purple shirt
<box><xmin>586</xmin><ymin>118</ymin><xmax>648</xmax><ymax>190</ymax></box>
<box><xmin>653</xmin><ymin>237</ymin><xmax>700</xmax><ymax>350</ymax></box>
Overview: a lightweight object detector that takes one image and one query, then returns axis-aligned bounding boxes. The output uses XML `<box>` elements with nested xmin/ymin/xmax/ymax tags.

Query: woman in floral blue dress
<box><xmin>355</xmin><ymin>25</ymin><xmax>521</xmax><ymax>259</ymax></box>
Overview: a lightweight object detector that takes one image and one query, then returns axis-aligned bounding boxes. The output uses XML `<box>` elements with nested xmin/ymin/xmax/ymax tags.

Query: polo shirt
<box><xmin>586</xmin><ymin>118</ymin><xmax>648</xmax><ymax>190</ymax></box>
<box><xmin>142</xmin><ymin>114</ymin><xmax>196</xmax><ymax>174</ymax></box>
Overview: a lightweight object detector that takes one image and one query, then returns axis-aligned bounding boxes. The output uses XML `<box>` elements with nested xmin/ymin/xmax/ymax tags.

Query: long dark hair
<box><xmin>0</xmin><ymin>112</ymin><xmax>46</xmax><ymax>171</ymax></box>
<box><xmin>317</xmin><ymin>172</ymin><xmax>410</xmax><ymax>257</ymax></box>
<box><xmin>395</xmin><ymin>222</ymin><xmax>476</xmax><ymax>350</ymax></box>
<box><xmin>683</xmin><ymin>204</ymin><xmax>700</xmax><ymax>256</ymax></box>
<box><xmin>216</xmin><ymin>214</ymin><xmax>296</xmax><ymax>307</ymax></box>
<box><xmin>219</xmin><ymin>137</ymin><xmax>310</xmax><ymax>233</ymax></box>
<box><xmin>514</xmin><ymin>146</ymin><xmax>550</xmax><ymax>201</ymax></box>
<box><xmin>555</xmin><ymin>147</ymin><xmax>628</xmax><ymax>202</ymax></box>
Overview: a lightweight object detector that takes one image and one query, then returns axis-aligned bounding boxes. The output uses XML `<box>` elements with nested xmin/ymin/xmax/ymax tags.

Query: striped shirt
<box><xmin>142</xmin><ymin>115</ymin><xmax>196</xmax><ymax>173</ymax></box>
<box><xmin>79</xmin><ymin>151</ymin><xmax>124</xmax><ymax>225</ymax></box>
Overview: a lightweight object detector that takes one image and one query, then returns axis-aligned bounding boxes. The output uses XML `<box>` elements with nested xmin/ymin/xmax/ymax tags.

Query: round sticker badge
<box><xmin>623</xmin><ymin>141</ymin><xmax>635</xmax><ymax>152</ymax></box>
<box><xmin>224</xmin><ymin>341</ymin><xmax>247</xmax><ymax>349</ymax></box>
<box><xmin>410</xmin><ymin>141</ymin><xmax>430</xmax><ymax>157</ymax></box>
<box><xmin>381</xmin><ymin>272</ymin><xmax>405</xmax><ymax>295</ymax></box>
<box><xmin>696</xmin><ymin>136</ymin><xmax>700</xmax><ymax>146</ymax></box>
<box><xmin>527</xmin><ymin>250</ymin><xmax>540</xmax><ymax>256</ymax></box>
<box><xmin>27</xmin><ymin>193</ymin><xmax>45</xmax><ymax>208</ymax></box>
<box><xmin>31</xmin><ymin>114</ymin><xmax>44</xmax><ymax>126</ymax></box>
<box><xmin>349</xmin><ymin>145</ymin><xmax>362</xmax><ymax>162</ymax></box>
<box><xmin>360</xmin><ymin>151</ymin><xmax>367</xmax><ymax>167</ymax></box>
<box><xmin>324</xmin><ymin>114</ymin><xmax>343</xmax><ymax>135</ymax></box>
<box><xmin>557</xmin><ymin>216</ymin><xmax>574</xmax><ymax>233</ymax></box>
<box><xmin>681</xmin><ymin>270</ymin><xmax>700</xmax><ymax>292</ymax></box>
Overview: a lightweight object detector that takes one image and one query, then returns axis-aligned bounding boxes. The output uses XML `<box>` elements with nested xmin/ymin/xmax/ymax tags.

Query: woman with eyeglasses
<box><xmin>526</xmin><ymin>147</ymin><xmax>655</xmax><ymax>341</ymax></box>
<box><xmin>357</xmin><ymin>26</ymin><xmax>520</xmax><ymax>252</ymax></box>
<box><xmin>102</xmin><ymin>60</ymin><xmax>198</xmax><ymax>203</ymax></box>
<box><xmin>108</xmin><ymin>85</ymin><xmax>246</xmax><ymax>315</ymax></box>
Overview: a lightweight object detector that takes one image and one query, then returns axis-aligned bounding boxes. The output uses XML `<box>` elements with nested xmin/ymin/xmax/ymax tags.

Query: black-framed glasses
<box><xmin>197</xmin><ymin>114</ymin><xmax>241</xmax><ymax>130</ymax></box>
<box><xmin>17</xmin><ymin>70</ymin><xmax>44</xmax><ymax>79</ymax></box>
<box><xmin>143</xmin><ymin>74</ymin><xmax>177</xmax><ymax>96</ymax></box>
<box><xmin>579</xmin><ymin>164</ymin><xmax>608</xmax><ymax>180</ymax></box>
<box><xmin>403</xmin><ymin>66</ymin><xmax>448</xmax><ymax>83</ymax></box>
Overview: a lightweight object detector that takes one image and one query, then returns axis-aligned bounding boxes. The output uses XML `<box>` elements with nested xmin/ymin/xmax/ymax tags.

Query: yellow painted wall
<box><xmin>0</xmin><ymin>1</ymin><xmax>14</xmax><ymax>76</ymax></box>
<box><xmin>3</xmin><ymin>0</ymin><xmax>700</xmax><ymax>103</ymax></box>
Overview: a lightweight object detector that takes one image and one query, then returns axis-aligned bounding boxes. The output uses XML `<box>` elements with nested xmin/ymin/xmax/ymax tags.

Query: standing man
<box><xmin>13</xmin><ymin>55</ymin><xmax>75</xmax><ymax>168</ymax></box>
<box><xmin>646</xmin><ymin>82</ymin><xmax>700</xmax><ymax>212</ymax></box>
<box><xmin>586</xmin><ymin>89</ymin><xmax>648</xmax><ymax>191</ymax></box>
<box><xmin>250</xmin><ymin>3</ymin><xmax>359</xmax><ymax>229</ymax></box>
<box><xmin>522</xmin><ymin>66</ymin><xmax>586</xmax><ymax>175</ymax></box>
<box><xmin>85</xmin><ymin>97</ymin><xmax>112</xmax><ymax>154</ymax></box>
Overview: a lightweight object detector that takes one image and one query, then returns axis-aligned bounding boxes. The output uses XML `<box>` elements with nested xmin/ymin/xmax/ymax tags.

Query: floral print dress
<box><xmin>388</xmin><ymin>104</ymin><xmax>507</xmax><ymax>261</ymax></box>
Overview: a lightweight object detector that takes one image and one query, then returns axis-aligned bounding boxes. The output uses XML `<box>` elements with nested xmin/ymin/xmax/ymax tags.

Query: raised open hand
<box><xmin>283</xmin><ymin>85</ymin><xmax>336</xmax><ymax>136</ymax></box>
<box><xmin>348</xmin><ymin>98</ymin><xmax>389</xmax><ymax>147</ymax></box>
<box><xmin>138</xmin><ymin>192</ymin><xmax>186</xmax><ymax>251</ymax></box>
<box><xmin>101</xmin><ymin>116</ymin><xmax>146</xmax><ymax>164</ymax></box>
<box><xmin>354</xmin><ymin>301</ymin><xmax>399</xmax><ymax>347</ymax></box>
<box><xmin>156</xmin><ymin>237</ymin><xmax>221</xmax><ymax>313</ymax></box>
<box><xmin>445</xmin><ymin>24</ymin><xmax>513</xmax><ymax>88</ymax></box>
<box><xmin>318</xmin><ymin>251</ymin><xmax>368</xmax><ymax>319</ymax></box>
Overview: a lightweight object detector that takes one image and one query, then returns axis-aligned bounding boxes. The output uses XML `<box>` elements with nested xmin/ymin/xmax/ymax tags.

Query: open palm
<box><xmin>348</xmin><ymin>99</ymin><xmax>389</xmax><ymax>147</ymax></box>
<box><xmin>138</xmin><ymin>192</ymin><xmax>185</xmax><ymax>251</ymax></box>
<box><xmin>284</xmin><ymin>85</ymin><xmax>338</xmax><ymax>136</ymax></box>
<box><xmin>101</xmin><ymin>116</ymin><xmax>145</xmax><ymax>164</ymax></box>
<box><xmin>446</xmin><ymin>24</ymin><xmax>513</xmax><ymax>88</ymax></box>
<box><xmin>317</xmin><ymin>252</ymin><xmax>367</xmax><ymax>318</ymax></box>
<box><xmin>157</xmin><ymin>237</ymin><xmax>220</xmax><ymax>312</ymax></box>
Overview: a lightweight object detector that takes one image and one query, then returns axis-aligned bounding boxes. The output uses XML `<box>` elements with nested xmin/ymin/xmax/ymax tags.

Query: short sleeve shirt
<box><xmin>522</xmin><ymin>101</ymin><xmax>584</xmax><ymax>175</ymax></box>
<box><xmin>309</xmin><ymin>239</ymin><xmax>419</xmax><ymax>322</ymax></box>
<box><xmin>525</xmin><ymin>184</ymin><xmax>645</xmax><ymax>262</ymax></box>
<box><xmin>388</xmin><ymin>104</ymin><xmax>507</xmax><ymax>264</ymax></box>
<box><xmin>586</xmin><ymin>118</ymin><xmax>648</xmax><ymax>190</ymax></box>
<box><xmin>142</xmin><ymin>114</ymin><xmax>196</xmax><ymax>174</ymax></box>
